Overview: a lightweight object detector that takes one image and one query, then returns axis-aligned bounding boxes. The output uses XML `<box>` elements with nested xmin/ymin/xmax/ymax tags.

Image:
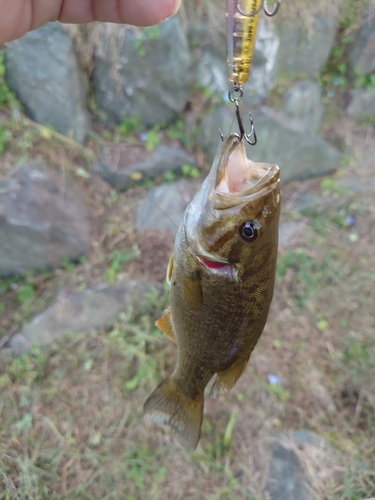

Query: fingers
<box><xmin>0</xmin><ymin>0</ymin><xmax>182</xmax><ymax>47</ymax></box>
<box><xmin>59</xmin><ymin>0</ymin><xmax>181</xmax><ymax>26</ymax></box>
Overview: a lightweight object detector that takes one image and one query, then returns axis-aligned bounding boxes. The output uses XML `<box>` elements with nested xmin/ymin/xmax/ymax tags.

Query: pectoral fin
<box><xmin>210</xmin><ymin>356</ymin><xmax>249</xmax><ymax>399</ymax></box>
<box><xmin>155</xmin><ymin>309</ymin><xmax>176</xmax><ymax>343</ymax></box>
<box><xmin>166</xmin><ymin>255</ymin><xmax>174</xmax><ymax>284</ymax></box>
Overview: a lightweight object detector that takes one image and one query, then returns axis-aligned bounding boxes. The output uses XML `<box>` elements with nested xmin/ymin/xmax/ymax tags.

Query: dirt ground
<box><xmin>0</xmin><ymin>110</ymin><xmax>374</xmax><ymax>499</ymax></box>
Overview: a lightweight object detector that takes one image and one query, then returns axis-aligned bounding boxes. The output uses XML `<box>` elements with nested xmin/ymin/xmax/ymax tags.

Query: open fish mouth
<box><xmin>211</xmin><ymin>135</ymin><xmax>280</xmax><ymax>209</ymax></box>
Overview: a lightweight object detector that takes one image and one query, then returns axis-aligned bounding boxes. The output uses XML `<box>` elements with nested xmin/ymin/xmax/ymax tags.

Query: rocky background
<box><xmin>0</xmin><ymin>1</ymin><xmax>375</xmax><ymax>499</ymax></box>
<box><xmin>2</xmin><ymin>2</ymin><xmax>375</xmax><ymax>279</ymax></box>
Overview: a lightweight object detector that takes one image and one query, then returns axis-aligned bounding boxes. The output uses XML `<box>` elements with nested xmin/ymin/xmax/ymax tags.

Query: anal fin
<box><xmin>210</xmin><ymin>356</ymin><xmax>249</xmax><ymax>399</ymax></box>
<box><xmin>155</xmin><ymin>309</ymin><xmax>176</xmax><ymax>343</ymax></box>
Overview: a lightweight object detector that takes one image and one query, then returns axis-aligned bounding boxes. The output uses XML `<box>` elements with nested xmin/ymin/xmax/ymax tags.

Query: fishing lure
<box><xmin>226</xmin><ymin>0</ymin><xmax>281</xmax><ymax>144</ymax></box>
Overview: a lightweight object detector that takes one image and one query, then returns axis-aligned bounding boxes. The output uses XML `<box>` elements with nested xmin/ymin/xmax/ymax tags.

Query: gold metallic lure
<box><xmin>227</xmin><ymin>0</ymin><xmax>281</xmax><ymax>83</ymax></box>
<box><xmin>227</xmin><ymin>0</ymin><xmax>263</xmax><ymax>84</ymax></box>
<box><xmin>144</xmin><ymin>134</ymin><xmax>280</xmax><ymax>450</ymax></box>
<box><xmin>226</xmin><ymin>0</ymin><xmax>281</xmax><ymax>144</ymax></box>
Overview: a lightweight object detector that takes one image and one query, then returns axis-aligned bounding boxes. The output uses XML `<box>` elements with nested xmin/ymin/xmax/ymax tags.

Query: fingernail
<box><xmin>171</xmin><ymin>0</ymin><xmax>182</xmax><ymax>16</ymax></box>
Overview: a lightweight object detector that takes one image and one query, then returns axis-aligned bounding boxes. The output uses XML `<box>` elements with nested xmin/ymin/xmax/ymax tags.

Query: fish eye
<box><xmin>239</xmin><ymin>220</ymin><xmax>260</xmax><ymax>242</ymax></box>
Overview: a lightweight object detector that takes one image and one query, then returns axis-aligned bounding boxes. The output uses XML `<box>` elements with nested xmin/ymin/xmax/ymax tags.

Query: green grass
<box><xmin>0</xmin><ymin>51</ymin><xmax>17</xmax><ymax>109</ymax></box>
<box><xmin>340</xmin><ymin>470</ymin><xmax>375</xmax><ymax>500</ymax></box>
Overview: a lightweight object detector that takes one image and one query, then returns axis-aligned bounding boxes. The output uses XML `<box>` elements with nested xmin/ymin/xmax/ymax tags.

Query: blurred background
<box><xmin>0</xmin><ymin>0</ymin><xmax>374</xmax><ymax>498</ymax></box>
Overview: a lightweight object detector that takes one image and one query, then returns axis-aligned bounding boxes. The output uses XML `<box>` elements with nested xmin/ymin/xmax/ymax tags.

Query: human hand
<box><xmin>0</xmin><ymin>0</ymin><xmax>181</xmax><ymax>46</ymax></box>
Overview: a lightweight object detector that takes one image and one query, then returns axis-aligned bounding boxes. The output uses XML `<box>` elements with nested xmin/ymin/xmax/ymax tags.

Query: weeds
<box><xmin>118</xmin><ymin>115</ymin><xmax>142</xmax><ymax>136</ymax></box>
<box><xmin>340</xmin><ymin>470</ymin><xmax>375</xmax><ymax>500</ymax></box>
<box><xmin>105</xmin><ymin>246</ymin><xmax>140</xmax><ymax>284</ymax></box>
<box><xmin>0</xmin><ymin>51</ymin><xmax>17</xmax><ymax>108</ymax></box>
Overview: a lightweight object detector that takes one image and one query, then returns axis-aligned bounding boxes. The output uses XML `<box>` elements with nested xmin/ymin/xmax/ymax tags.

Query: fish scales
<box><xmin>144</xmin><ymin>133</ymin><xmax>280</xmax><ymax>450</ymax></box>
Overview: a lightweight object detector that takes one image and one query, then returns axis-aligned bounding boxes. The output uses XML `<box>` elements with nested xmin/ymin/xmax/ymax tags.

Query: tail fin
<box><xmin>144</xmin><ymin>377</ymin><xmax>203</xmax><ymax>451</ymax></box>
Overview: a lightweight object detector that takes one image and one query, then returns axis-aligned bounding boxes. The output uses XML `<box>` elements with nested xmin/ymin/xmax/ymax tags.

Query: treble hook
<box><xmin>237</xmin><ymin>0</ymin><xmax>281</xmax><ymax>17</ymax></box>
<box><xmin>235</xmin><ymin>102</ymin><xmax>257</xmax><ymax>145</ymax></box>
<box><xmin>225</xmin><ymin>84</ymin><xmax>257</xmax><ymax>145</ymax></box>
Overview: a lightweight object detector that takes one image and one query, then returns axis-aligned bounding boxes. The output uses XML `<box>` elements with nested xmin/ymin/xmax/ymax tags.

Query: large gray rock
<box><xmin>200</xmin><ymin>106</ymin><xmax>341</xmax><ymax>184</ymax></box>
<box><xmin>349</xmin><ymin>7</ymin><xmax>375</xmax><ymax>76</ymax></box>
<box><xmin>265</xmin><ymin>441</ymin><xmax>310</xmax><ymax>500</ymax></box>
<box><xmin>9</xmin><ymin>280</ymin><xmax>154</xmax><ymax>354</ymax></box>
<box><xmin>347</xmin><ymin>88</ymin><xmax>375</xmax><ymax>120</ymax></box>
<box><xmin>0</xmin><ymin>164</ymin><xmax>89</xmax><ymax>277</ymax></box>
<box><xmin>283</xmin><ymin>81</ymin><xmax>323</xmax><ymax>134</ymax></box>
<box><xmin>135</xmin><ymin>178</ymin><xmax>199</xmax><ymax>235</ymax></box>
<box><xmin>5</xmin><ymin>23</ymin><xmax>89</xmax><ymax>144</ymax></box>
<box><xmin>94</xmin><ymin>142</ymin><xmax>195</xmax><ymax>190</ymax></box>
<box><xmin>93</xmin><ymin>19</ymin><xmax>192</xmax><ymax>128</ymax></box>
<box><xmin>276</xmin><ymin>17</ymin><xmax>338</xmax><ymax>78</ymax></box>
<box><xmin>264</xmin><ymin>430</ymin><xmax>334</xmax><ymax>500</ymax></box>
<box><xmin>194</xmin><ymin>18</ymin><xmax>279</xmax><ymax>105</ymax></box>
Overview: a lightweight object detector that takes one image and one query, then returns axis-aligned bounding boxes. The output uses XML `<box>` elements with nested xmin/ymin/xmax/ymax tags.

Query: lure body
<box><xmin>227</xmin><ymin>0</ymin><xmax>263</xmax><ymax>84</ymax></box>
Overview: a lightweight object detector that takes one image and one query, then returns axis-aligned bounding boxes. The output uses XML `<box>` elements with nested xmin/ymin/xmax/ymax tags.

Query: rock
<box><xmin>0</xmin><ymin>164</ymin><xmax>89</xmax><ymax>277</ymax></box>
<box><xmin>192</xmin><ymin>27</ymin><xmax>228</xmax><ymax>97</ymax></box>
<box><xmin>347</xmin><ymin>88</ymin><xmax>375</xmax><ymax>121</ymax></box>
<box><xmin>93</xmin><ymin>18</ymin><xmax>192</xmax><ymax>128</ymax></box>
<box><xmin>244</xmin><ymin>18</ymin><xmax>280</xmax><ymax>105</ymax></box>
<box><xmin>200</xmin><ymin>106</ymin><xmax>341</xmax><ymax>184</ymax></box>
<box><xmin>250</xmin><ymin>108</ymin><xmax>341</xmax><ymax>183</ymax></box>
<box><xmin>9</xmin><ymin>280</ymin><xmax>154</xmax><ymax>355</ymax></box>
<box><xmin>349</xmin><ymin>7</ymin><xmax>375</xmax><ymax>76</ymax></box>
<box><xmin>292</xmin><ymin>171</ymin><xmax>375</xmax><ymax>215</ymax></box>
<box><xmin>135</xmin><ymin>178</ymin><xmax>199</xmax><ymax>235</ymax></box>
<box><xmin>283</xmin><ymin>81</ymin><xmax>323</xmax><ymax>134</ymax></box>
<box><xmin>5</xmin><ymin>23</ymin><xmax>89</xmax><ymax>144</ymax></box>
<box><xmin>264</xmin><ymin>430</ymin><xmax>334</xmax><ymax>500</ymax></box>
<box><xmin>194</xmin><ymin>18</ymin><xmax>279</xmax><ymax>105</ymax></box>
<box><xmin>265</xmin><ymin>441</ymin><xmax>310</xmax><ymax>500</ymax></box>
<box><xmin>94</xmin><ymin>142</ymin><xmax>196</xmax><ymax>190</ymax></box>
<box><xmin>276</xmin><ymin>17</ymin><xmax>338</xmax><ymax>78</ymax></box>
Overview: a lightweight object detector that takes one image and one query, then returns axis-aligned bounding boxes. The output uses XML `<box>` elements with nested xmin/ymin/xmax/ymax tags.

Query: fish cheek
<box><xmin>181</xmin><ymin>250</ymin><xmax>203</xmax><ymax>310</ymax></box>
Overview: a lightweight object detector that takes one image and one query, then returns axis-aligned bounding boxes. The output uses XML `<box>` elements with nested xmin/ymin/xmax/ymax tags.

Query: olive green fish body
<box><xmin>144</xmin><ymin>134</ymin><xmax>280</xmax><ymax>450</ymax></box>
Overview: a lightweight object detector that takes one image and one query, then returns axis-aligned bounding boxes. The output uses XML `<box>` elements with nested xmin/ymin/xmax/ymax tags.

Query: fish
<box><xmin>144</xmin><ymin>132</ymin><xmax>280</xmax><ymax>450</ymax></box>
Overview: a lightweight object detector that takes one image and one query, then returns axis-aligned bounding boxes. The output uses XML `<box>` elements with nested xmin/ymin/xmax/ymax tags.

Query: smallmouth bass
<box><xmin>144</xmin><ymin>133</ymin><xmax>280</xmax><ymax>450</ymax></box>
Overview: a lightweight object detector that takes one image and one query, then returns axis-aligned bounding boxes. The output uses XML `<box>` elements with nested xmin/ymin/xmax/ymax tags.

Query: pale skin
<box><xmin>0</xmin><ymin>0</ymin><xmax>181</xmax><ymax>46</ymax></box>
